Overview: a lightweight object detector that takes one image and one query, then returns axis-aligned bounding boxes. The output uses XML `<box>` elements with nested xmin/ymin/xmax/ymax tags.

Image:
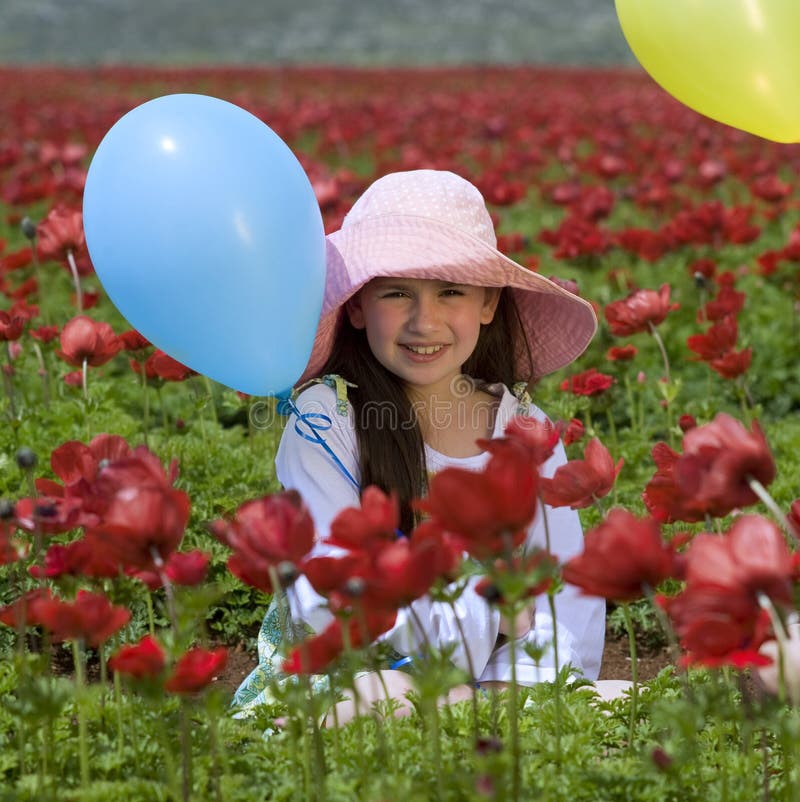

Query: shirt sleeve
<box><xmin>275</xmin><ymin>383</ymin><xmax>361</xmax><ymax>633</ymax></box>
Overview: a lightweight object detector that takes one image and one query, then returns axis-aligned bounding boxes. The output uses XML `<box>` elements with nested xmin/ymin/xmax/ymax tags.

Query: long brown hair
<box><xmin>319</xmin><ymin>288</ymin><xmax>531</xmax><ymax>534</ymax></box>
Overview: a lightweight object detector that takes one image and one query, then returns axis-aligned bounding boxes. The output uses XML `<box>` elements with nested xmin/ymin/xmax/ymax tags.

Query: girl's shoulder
<box><xmin>486</xmin><ymin>381</ymin><xmax>551</xmax><ymax>428</ymax></box>
<box><xmin>291</xmin><ymin>374</ymin><xmax>356</xmax><ymax>419</ymax></box>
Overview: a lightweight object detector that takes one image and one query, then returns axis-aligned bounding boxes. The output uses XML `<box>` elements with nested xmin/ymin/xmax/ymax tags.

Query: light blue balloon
<box><xmin>83</xmin><ymin>93</ymin><xmax>325</xmax><ymax>397</ymax></box>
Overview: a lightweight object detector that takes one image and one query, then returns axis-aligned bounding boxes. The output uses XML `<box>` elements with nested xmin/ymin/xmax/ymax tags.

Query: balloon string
<box><xmin>281</xmin><ymin>396</ymin><xmax>361</xmax><ymax>492</ymax></box>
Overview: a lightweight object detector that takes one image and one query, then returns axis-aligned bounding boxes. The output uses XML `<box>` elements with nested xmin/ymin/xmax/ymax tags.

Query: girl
<box><xmin>235</xmin><ymin>169</ymin><xmax>613</xmax><ymax>719</ymax></box>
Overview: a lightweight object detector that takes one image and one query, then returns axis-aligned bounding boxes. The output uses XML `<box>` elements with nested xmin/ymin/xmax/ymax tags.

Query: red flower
<box><xmin>50</xmin><ymin>433</ymin><xmax>132</xmax><ymax>487</ymax></box>
<box><xmin>148</xmin><ymin>350</ymin><xmax>196</xmax><ymax>381</ymax></box>
<box><xmin>678</xmin><ymin>414</ymin><xmax>697</xmax><ymax>433</ymax></box>
<box><xmin>165</xmin><ymin>550</ymin><xmax>210</xmax><ymax>586</ymax></box>
<box><xmin>642</xmin><ymin>442</ymin><xmax>706</xmax><ymax>524</ymax></box>
<box><xmin>13</xmin><ymin>495</ymin><xmax>86</xmax><ymax>535</ymax></box>
<box><xmin>560</xmin><ymin>368</ymin><xmax>614</xmax><ymax>396</ymax></box>
<box><xmin>661</xmin><ymin>587</ymin><xmax>772</xmax><ymax>668</ymax></box>
<box><xmin>540</xmin><ymin>437</ymin><xmax>623</xmax><ymax>509</ymax></box>
<box><xmin>210</xmin><ymin>491</ymin><xmax>314</xmax><ymax>593</ymax></box>
<box><xmin>57</xmin><ymin>315</ymin><xmax>121</xmax><ymax>367</ymax></box>
<box><xmin>29</xmin><ymin>325</ymin><xmax>60</xmax><ymax>343</ymax></box>
<box><xmin>676</xmin><ymin>414</ymin><xmax>776</xmax><ymax>518</ymax></box>
<box><xmin>604</xmin><ymin>284</ymin><xmax>679</xmax><ymax>336</ymax></box>
<box><xmin>701</xmin><ymin>286</ymin><xmax>745</xmax><ymax>322</ymax></box>
<box><xmin>37</xmin><ymin>206</ymin><xmax>86</xmax><ymax>263</ymax></box>
<box><xmin>282</xmin><ymin>611</ymin><xmax>397</xmax><ymax>675</ymax></box>
<box><xmin>29</xmin><ymin>537</ymin><xmax>120</xmax><ymax>580</ymax></box>
<box><xmin>90</xmin><ymin>484</ymin><xmax>191</xmax><ymax>569</ymax></box>
<box><xmin>560</xmin><ymin>418</ymin><xmax>585</xmax><ymax>446</ymax></box>
<box><xmin>606</xmin><ymin>344</ymin><xmax>638</xmax><ymax>362</ymax></box>
<box><xmin>708</xmin><ymin>348</ymin><xmax>752</xmax><ymax>379</ymax></box>
<box><xmin>789</xmin><ymin>499</ymin><xmax>800</xmax><ymax>538</ymax></box>
<box><xmin>479</xmin><ymin>415</ymin><xmax>560</xmax><ymax>467</ymax></box>
<box><xmin>165</xmin><ymin>646</ymin><xmax>228</xmax><ymax>694</ymax></box>
<box><xmin>0</xmin><ymin>588</ymin><xmax>52</xmax><ymax>629</ymax></box>
<box><xmin>328</xmin><ymin>486</ymin><xmax>399</xmax><ymax>552</ymax></box>
<box><xmin>108</xmin><ymin>635</ymin><xmax>166</xmax><ymax>679</ymax></box>
<box><xmin>118</xmin><ymin>330</ymin><xmax>151</xmax><ymax>351</ymax></box>
<box><xmin>685</xmin><ymin>515</ymin><xmax>793</xmax><ymax>606</ymax></box>
<box><xmin>36</xmin><ymin>590</ymin><xmax>130</xmax><ymax>647</ymax></box>
<box><xmin>0</xmin><ymin>311</ymin><xmax>25</xmax><ymax>342</ymax></box>
<box><xmin>417</xmin><ymin>444</ymin><xmax>538</xmax><ymax>559</ymax></box>
<box><xmin>562</xmin><ymin>509</ymin><xmax>676</xmax><ymax>601</ymax></box>
<box><xmin>686</xmin><ymin>316</ymin><xmax>738</xmax><ymax>361</ymax></box>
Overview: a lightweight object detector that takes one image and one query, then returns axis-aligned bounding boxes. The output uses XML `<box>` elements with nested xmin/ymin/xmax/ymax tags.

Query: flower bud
<box><xmin>343</xmin><ymin>576</ymin><xmax>366</xmax><ymax>598</ymax></box>
<box><xmin>0</xmin><ymin>498</ymin><xmax>15</xmax><ymax>520</ymax></box>
<box><xmin>20</xmin><ymin>216</ymin><xmax>37</xmax><ymax>241</ymax></box>
<box><xmin>15</xmin><ymin>447</ymin><xmax>37</xmax><ymax>470</ymax></box>
<box><xmin>277</xmin><ymin>560</ymin><xmax>299</xmax><ymax>588</ymax></box>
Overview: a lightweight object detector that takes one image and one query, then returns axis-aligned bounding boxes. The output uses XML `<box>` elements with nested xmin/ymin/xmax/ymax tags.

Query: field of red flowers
<box><xmin>1</xmin><ymin>65</ymin><xmax>799</xmax><ymax>801</ymax></box>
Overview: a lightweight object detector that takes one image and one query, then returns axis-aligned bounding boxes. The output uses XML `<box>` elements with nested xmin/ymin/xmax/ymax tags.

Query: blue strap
<box><xmin>280</xmin><ymin>395</ymin><xmax>361</xmax><ymax>492</ymax></box>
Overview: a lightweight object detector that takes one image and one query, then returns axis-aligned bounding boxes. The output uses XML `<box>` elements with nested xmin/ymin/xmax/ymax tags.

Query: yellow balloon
<box><xmin>615</xmin><ymin>0</ymin><xmax>800</xmax><ymax>142</ymax></box>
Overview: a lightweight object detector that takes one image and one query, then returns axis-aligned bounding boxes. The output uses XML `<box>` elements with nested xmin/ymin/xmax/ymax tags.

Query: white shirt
<box><xmin>275</xmin><ymin>381</ymin><xmax>605</xmax><ymax>684</ymax></box>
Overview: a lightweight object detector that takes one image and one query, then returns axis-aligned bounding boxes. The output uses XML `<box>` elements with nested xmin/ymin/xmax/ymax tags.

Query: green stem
<box><xmin>448</xmin><ymin>599</ymin><xmax>480</xmax><ymax>744</ymax></box>
<box><xmin>547</xmin><ymin>592</ymin><xmax>562</xmax><ymax>767</ymax></box>
<box><xmin>202</xmin><ymin>375</ymin><xmax>219</xmax><ymax>426</ymax></box>
<box><xmin>66</xmin><ymin>249</ymin><xmax>83</xmax><ymax>313</ymax></box>
<box><xmin>747</xmin><ymin>476</ymin><xmax>800</xmax><ymax>546</ymax></box>
<box><xmin>140</xmin><ymin>364</ymin><xmax>150</xmax><ymax>447</ymax></box>
<box><xmin>622</xmin><ymin>603</ymin><xmax>638</xmax><ymax>751</ymax></box>
<box><xmin>81</xmin><ymin>357</ymin><xmax>88</xmax><ymax>402</ymax></box>
<box><xmin>31</xmin><ymin>342</ymin><xmax>51</xmax><ymax>408</ymax></box>
<box><xmin>507</xmin><ymin>608</ymin><xmax>520</xmax><ymax>802</ymax></box>
<box><xmin>179</xmin><ymin>700</ymin><xmax>192</xmax><ymax>802</ymax></box>
<box><xmin>648</xmin><ymin>323</ymin><xmax>673</xmax><ymax>442</ymax></box>
<box><xmin>72</xmin><ymin>640</ymin><xmax>90</xmax><ymax>788</ymax></box>
<box><xmin>2</xmin><ymin>350</ymin><xmax>18</xmax><ymax>418</ymax></box>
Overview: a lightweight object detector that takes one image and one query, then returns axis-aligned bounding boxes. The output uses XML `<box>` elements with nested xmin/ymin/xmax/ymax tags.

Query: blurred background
<box><xmin>0</xmin><ymin>0</ymin><xmax>634</xmax><ymax>66</ymax></box>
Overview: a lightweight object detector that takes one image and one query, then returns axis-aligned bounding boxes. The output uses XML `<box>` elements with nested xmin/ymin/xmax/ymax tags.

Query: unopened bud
<box><xmin>20</xmin><ymin>216</ymin><xmax>37</xmax><ymax>241</ymax></box>
<box><xmin>344</xmin><ymin>576</ymin><xmax>366</xmax><ymax>598</ymax></box>
<box><xmin>15</xmin><ymin>447</ymin><xmax>37</xmax><ymax>470</ymax></box>
<box><xmin>0</xmin><ymin>499</ymin><xmax>14</xmax><ymax>520</ymax></box>
<box><xmin>277</xmin><ymin>560</ymin><xmax>299</xmax><ymax>588</ymax></box>
<box><xmin>693</xmin><ymin>271</ymin><xmax>710</xmax><ymax>290</ymax></box>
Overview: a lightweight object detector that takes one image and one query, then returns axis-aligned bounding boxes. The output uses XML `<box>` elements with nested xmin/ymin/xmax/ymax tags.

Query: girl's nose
<box><xmin>407</xmin><ymin>295</ymin><xmax>441</xmax><ymax>333</ymax></box>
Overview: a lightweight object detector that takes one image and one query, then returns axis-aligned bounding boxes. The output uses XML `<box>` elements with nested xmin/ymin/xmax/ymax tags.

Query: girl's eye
<box><xmin>381</xmin><ymin>291</ymin><xmax>409</xmax><ymax>299</ymax></box>
<box><xmin>441</xmin><ymin>288</ymin><xmax>465</xmax><ymax>297</ymax></box>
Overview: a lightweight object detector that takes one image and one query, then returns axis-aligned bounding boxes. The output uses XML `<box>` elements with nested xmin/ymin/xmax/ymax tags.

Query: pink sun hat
<box><xmin>296</xmin><ymin>169</ymin><xmax>597</xmax><ymax>385</ymax></box>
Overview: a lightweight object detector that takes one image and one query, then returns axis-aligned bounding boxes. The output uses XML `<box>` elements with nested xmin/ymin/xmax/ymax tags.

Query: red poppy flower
<box><xmin>0</xmin><ymin>588</ymin><xmax>52</xmax><ymax>629</ymax></box>
<box><xmin>642</xmin><ymin>442</ymin><xmax>707</xmax><ymax>524</ymax></box>
<box><xmin>560</xmin><ymin>368</ymin><xmax>614</xmax><ymax>397</ymax></box>
<box><xmin>700</xmin><ymin>286</ymin><xmax>745</xmax><ymax>322</ymax></box>
<box><xmin>562</xmin><ymin>509</ymin><xmax>676</xmax><ymax>601</ymax></box>
<box><xmin>118</xmin><ymin>330</ymin><xmax>151</xmax><ymax>351</ymax></box>
<box><xmin>0</xmin><ymin>520</ymin><xmax>22</xmax><ymax>566</ymax></box>
<box><xmin>89</xmin><ymin>484</ymin><xmax>191</xmax><ymax>570</ymax></box>
<box><xmin>37</xmin><ymin>206</ymin><xmax>86</xmax><ymax>263</ymax></box>
<box><xmin>282</xmin><ymin>611</ymin><xmax>397</xmax><ymax>675</ymax></box>
<box><xmin>164</xmin><ymin>550</ymin><xmax>210</xmax><ymax>586</ymax></box>
<box><xmin>686</xmin><ymin>316</ymin><xmax>738</xmax><ymax>361</ymax></box>
<box><xmin>606</xmin><ymin>344</ymin><xmax>638</xmax><ymax>362</ymax></box>
<box><xmin>1</xmin><ymin>247</ymin><xmax>34</xmax><ymax>272</ymax></box>
<box><xmin>604</xmin><ymin>284</ymin><xmax>679</xmax><ymax>336</ymax></box>
<box><xmin>49</xmin><ymin>433</ymin><xmax>132</xmax><ymax>487</ymax></box>
<box><xmin>108</xmin><ymin>635</ymin><xmax>166</xmax><ymax>679</ymax></box>
<box><xmin>57</xmin><ymin>315</ymin><xmax>121</xmax><ymax>367</ymax></box>
<box><xmin>328</xmin><ymin>486</ymin><xmax>399</xmax><ymax>552</ymax></box>
<box><xmin>210</xmin><ymin>490</ymin><xmax>315</xmax><ymax>593</ymax></box>
<box><xmin>661</xmin><ymin>587</ymin><xmax>772</xmax><ymax>669</ymax></box>
<box><xmin>29</xmin><ymin>537</ymin><xmax>120</xmax><ymax>580</ymax></box>
<box><xmin>0</xmin><ymin>311</ymin><xmax>25</xmax><ymax>342</ymax></box>
<box><xmin>36</xmin><ymin>590</ymin><xmax>130</xmax><ymax>647</ymax></box>
<box><xmin>685</xmin><ymin>515</ymin><xmax>793</xmax><ymax>606</ymax></box>
<box><xmin>789</xmin><ymin>499</ymin><xmax>800</xmax><ymax>537</ymax></box>
<box><xmin>560</xmin><ymin>418</ymin><xmax>585</xmax><ymax>446</ymax></box>
<box><xmin>479</xmin><ymin>416</ymin><xmax>560</xmax><ymax>468</ymax></box>
<box><xmin>417</xmin><ymin>445</ymin><xmax>538</xmax><ymax>559</ymax></box>
<box><xmin>165</xmin><ymin>646</ymin><xmax>228</xmax><ymax>694</ymax></box>
<box><xmin>676</xmin><ymin>413</ymin><xmax>776</xmax><ymax>518</ymax></box>
<box><xmin>13</xmin><ymin>495</ymin><xmax>86</xmax><ymax>535</ymax></box>
<box><xmin>708</xmin><ymin>348</ymin><xmax>752</xmax><ymax>379</ymax></box>
<box><xmin>540</xmin><ymin>437</ymin><xmax>623</xmax><ymax>510</ymax></box>
<box><xmin>147</xmin><ymin>350</ymin><xmax>196</xmax><ymax>381</ymax></box>
<box><xmin>29</xmin><ymin>325</ymin><xmax>60</xmax><ymax>343</ymax></box>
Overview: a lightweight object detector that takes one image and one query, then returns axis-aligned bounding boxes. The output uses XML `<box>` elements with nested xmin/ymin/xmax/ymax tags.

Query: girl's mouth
<box><xmin>402</xmin><ymin>344</ymin><xmax>445</xmax><ymax>355</ymax></box>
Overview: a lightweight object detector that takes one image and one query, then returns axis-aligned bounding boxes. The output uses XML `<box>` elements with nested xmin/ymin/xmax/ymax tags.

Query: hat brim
<box><xmin>296</xmin><ymin>214</ymin><xmax>597</xmax><ymax>385</ymax></box>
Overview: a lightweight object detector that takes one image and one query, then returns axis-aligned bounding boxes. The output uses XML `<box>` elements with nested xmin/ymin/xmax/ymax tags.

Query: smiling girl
<box><xmin>235</xmin><ymin>169</ymin><xmax>612</xmax><ymax>720</ymax></box>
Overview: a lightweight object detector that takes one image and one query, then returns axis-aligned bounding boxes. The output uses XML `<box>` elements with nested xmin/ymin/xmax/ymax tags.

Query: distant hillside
<box><xmin>0</xmin><ymin>0</ymin><xmax>635</xmax><ymax>66</ymax></box>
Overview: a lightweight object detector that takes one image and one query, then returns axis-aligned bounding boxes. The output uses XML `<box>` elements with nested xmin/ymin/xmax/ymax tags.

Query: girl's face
<box><xmin>345</xmin><ymin>277</ymin><xmax>501</xmax><ymax>397</ymax></box>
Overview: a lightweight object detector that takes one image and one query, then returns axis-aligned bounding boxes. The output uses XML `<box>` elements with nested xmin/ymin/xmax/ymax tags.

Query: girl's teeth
<box><xmin>406</xmin><ymin>345</ymin><xmax>443</xmax><ymax>355</ymax></box>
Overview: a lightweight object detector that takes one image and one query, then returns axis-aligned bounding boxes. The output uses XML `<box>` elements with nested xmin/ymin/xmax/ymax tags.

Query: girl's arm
<box><xmin>528</xmin><ymin>438</ymin><xmax>606</xmax><ymax>680</ymax></box>
<box><xmin>274</xmin><ymin>384</ymin><xmax>362</xmax><ymax>633</ymax></box>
